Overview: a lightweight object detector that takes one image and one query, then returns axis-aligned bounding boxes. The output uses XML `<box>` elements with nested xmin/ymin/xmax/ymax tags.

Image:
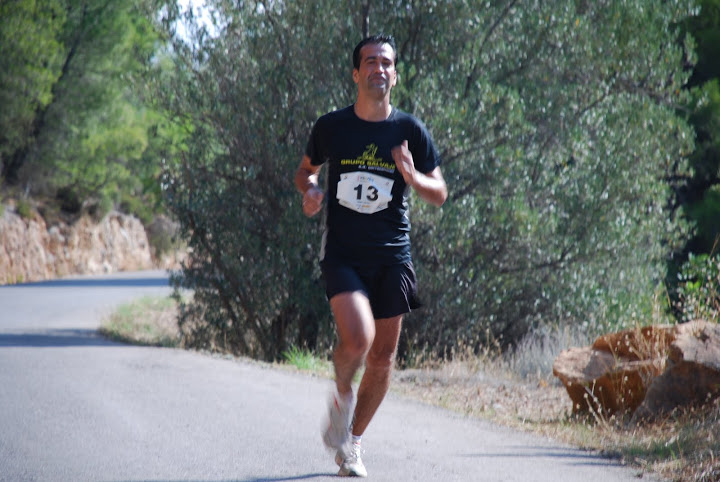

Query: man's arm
<box><xmin>412</xmin><ymin>166</ymin><xmax>448</xmax><ymax>207</ymax></box>
<box><xmin>391</xmin><ymin>140</ymin><xmax>448</xmax><ymax>207</ymax></box>
<box><xmin>294</xmin><ymin>155</ymin><xmax>325</xmax><ymax>217</ymax></box>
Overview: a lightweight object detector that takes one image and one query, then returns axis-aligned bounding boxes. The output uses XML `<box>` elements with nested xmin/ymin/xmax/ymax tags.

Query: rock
<box><xmin>633</xmin><ymin>320</ymin><xmax>720</xmax><ymax>421</ymax></box>
<box><xmin>553</xmin><ymin>326</ymin><xmax>671</xmax><ymax>415</ymax></box>
<box><xmin>553</xmin><ymin>321</ymin><xmax>720</xmax><ymax>419</ymax></box>
<box><xmin>552</xmin><ymin>346</ymin><xmax>618</xmax><ymax>414</ymax></box>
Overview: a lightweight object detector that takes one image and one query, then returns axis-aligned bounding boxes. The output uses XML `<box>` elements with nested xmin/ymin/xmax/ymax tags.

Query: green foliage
<box><xmin>145</xmin><ymin>215</ymin><xmax>180</xmax><ymax>260</ymax></box>
<box><xmin>158</xmin><ymin>0</ymin><xmax>697</xmax><ymax>360</ymax></box>
<box><xmin>688</xmin><ymin>185</ymin><xmax>720</xmax><ymax>250</ymax></box>
<box><xmin>16</xmin><ymin>199</ymin><xmax>32</xmax><ymax>219</ymax></box>
<box><xmin>684</xmin><ymin>0</ymin><xmax>720</xmax><ymax>85</ymax></box>
<box><xmin>674</xmin><ymin>0</ymin><xmax>720</xmax><ymax>256</ymax></box>
<box><xmin>390</xmin><ymin>0</ymin><xmax>696</xmax><ymax>348</ymax></box>
<box><xmin>0</xmin><ymin>0</ymin><xmax>171</xmax><ymax>222</ymax></box>
<box><xmin>679</xmin><ymin>79</ymin><xmax>720</xmax><ymax>255</ymax></box>
<box><xmin>282</xmin><ymin>346</ymin><xmax>333</xmax><ymax>374</ymax></box>
<box><xmin>0</xmin><ymin>0</ymin><xmax>65</xmax><ymax>177</ymax></box>
<box><xmin>675</xmin><ymin>253</ymin><xmax>720</xmax><ymax>322</ymax></box>
<box><xmin>120</xmin><ymin>193</ymin><xmax>154</xmax><ymax>225</ymax></box>
<box><xmin>30</xmin><ymin>1</ymin><xmax>159</xmax><ymax>201</ymax></box>
<box><xmin>157</xmin><ymin>0</ymin><xmax>353</xmax><ymax>360</ymax></box>
<box><xmin>89</xmin><ymin>193</ymin><xmax>115</xmax><ymax>222</ymax></box>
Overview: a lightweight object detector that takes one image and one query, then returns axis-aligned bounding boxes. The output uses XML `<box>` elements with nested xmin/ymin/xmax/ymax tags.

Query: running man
<box><xmin>294</xmin><ymin>34</ymin><xmax>447</xmax><ymax>477</ymax></box>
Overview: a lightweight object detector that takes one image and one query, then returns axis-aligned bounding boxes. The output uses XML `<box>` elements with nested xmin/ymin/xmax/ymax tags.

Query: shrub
<box><xmin>16</xmin><ymin>198</ymin><xmax>32</xmax><ymax>219</ymax></box>
<box><xmin>146</xmin><ymin>215</ymin><xmax>180</xmax><ymax>260</ymax></box>
<box><xmin>120</xmin><ymin>194</ymin><xmax>154</xmax><ymax>226</ymax></box>
<box><xmin>675</xmin><ymin>252</ymin><xmax>720</xmax><ymax>322</ymax></box>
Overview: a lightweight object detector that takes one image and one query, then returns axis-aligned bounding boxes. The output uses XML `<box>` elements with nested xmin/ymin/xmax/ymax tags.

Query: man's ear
<box><xmin>352</xmin><ymin>69</ymin><xmax>359</xmax><ymax>84</ymax></box>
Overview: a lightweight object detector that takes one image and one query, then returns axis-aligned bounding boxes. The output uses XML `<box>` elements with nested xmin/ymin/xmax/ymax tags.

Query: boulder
<box><xmin>554</xmin><ymin>321</ymin><xmax>720</xmax><ymax>418</ymax></box>
<box><xmin>633</xmin><ymin>320</ymin><xmax>720</xmax><ymax>421</ymax></box>
<box><xmin>553</xmin><ymin>325</ymin><xmax>672</xmax><ymax>415</ymax></box>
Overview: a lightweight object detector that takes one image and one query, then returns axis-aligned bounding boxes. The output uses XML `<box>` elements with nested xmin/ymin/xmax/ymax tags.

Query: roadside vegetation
<box><xmin>3</xmin><ymin>1</ymin><xmax>718</xmax><ymax>356</ymax></box>
<box><xmin>99</xmin><ymin>296</ymin><xmax>182</xmax><ymax>348</ymax></box>
<box><xmin>145</xmin><ymin>0</ymin><xmax>720</xmax><ymax>366</ymax></box>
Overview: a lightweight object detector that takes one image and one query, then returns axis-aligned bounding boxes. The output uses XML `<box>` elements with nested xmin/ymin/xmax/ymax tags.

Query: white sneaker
<box><xmin>322</xmin><ymin>391</ymin><xmax>354</xmax><ymax>450</ymax></box>
<box><xmin>336</xmin><ymin>442</ymin><xmax>367</xmax><ymax>477</ymax></box>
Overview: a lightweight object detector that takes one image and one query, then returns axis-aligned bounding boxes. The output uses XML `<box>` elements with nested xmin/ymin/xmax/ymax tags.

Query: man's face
<box><xmin>353</xmin><ymin>42</ymin><xmax>397</xmax><ymax>98</ymax></box>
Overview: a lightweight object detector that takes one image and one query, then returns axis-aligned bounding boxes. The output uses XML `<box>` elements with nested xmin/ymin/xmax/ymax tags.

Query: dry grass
<box><xmin>99</xmin><ymin>295</ymin><xmax>181</xmax><ymax>347</ymax></box>
<box><xmin>101</xmin><ymin>297</ymin><xmax>720</xmax><ymax>482</ymax></box>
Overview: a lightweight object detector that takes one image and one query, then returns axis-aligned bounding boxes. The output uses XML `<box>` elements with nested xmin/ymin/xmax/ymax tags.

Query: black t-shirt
<box><xmin>305</xmin><ymin>105</ymin><xmax>441</xmax><ymax>265</ymax></box>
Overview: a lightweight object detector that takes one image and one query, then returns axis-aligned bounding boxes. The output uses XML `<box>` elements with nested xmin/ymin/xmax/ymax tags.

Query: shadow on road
<box><xmin>0</xmin><ymin>329</ymin><xmax>122</xmax><ymax>348</ymax></box>
<box><xmin>1</xmin><ymin>277</ymin><xmax>171</xmax><ymax>288</ymax></box>
<box><xmin>460</xmin><ymin>444</ymin><xmax>624</xmax><ymax>467</ymax></box>
<box><xmin>136</xmin><ymin>475</ymin><xmax>334</xmax><ymax>482</ymax></box>
<box><xmin>238</xmin><ymin>475</ymin><xmax>335</xmax><ymax>482</ymax></box>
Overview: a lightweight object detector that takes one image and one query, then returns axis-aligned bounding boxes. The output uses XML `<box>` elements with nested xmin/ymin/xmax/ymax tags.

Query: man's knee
<box><xmin>365</xmin><ymin>346</ymin><xmax>397</xmax><ymax>370</ymax></box>
<box><xmin>330</xmin><ymin>292</ymin><xmax>375</xmax><ymax>358</ymax></box>
<box><xmin>337</xmin><ymin>335</ymin><xmax>372</xmax><ymax>359</ymax></box>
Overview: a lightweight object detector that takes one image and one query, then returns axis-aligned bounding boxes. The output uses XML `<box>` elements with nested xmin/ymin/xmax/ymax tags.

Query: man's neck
<box><xmin>353</xmin><ymin>97</ymin><xmax>392</xmax><ymax>122</ymax></box>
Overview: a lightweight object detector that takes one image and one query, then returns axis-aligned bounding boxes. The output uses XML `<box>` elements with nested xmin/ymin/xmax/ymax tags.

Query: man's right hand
<box><xmin>302</xmin><ymin>186</ymin><xmax>325</xmax><ymax>217</ymax></box>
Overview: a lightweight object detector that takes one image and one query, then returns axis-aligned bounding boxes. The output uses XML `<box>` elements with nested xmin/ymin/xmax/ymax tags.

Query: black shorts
<box><xmin>320</xmin><ymin>257</ymin><xmax>422</xmax><ymax>319</ymax></box>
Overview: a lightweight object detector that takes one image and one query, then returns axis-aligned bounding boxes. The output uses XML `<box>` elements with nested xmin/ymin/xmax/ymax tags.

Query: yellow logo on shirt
<box><xmin>340</xmin><ymin>144</ymin><xmax>396</xmax><ymax>173</ymax></box>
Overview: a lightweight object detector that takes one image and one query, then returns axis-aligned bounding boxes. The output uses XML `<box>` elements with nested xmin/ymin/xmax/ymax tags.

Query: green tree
<box><xmin>389</xmin><ymin>0</ymin><xmax>697</xmax><ymax>351</ymax></box>
<box><xmin>1</xmin><ymin>0</ymin><xmax>167</xmax><ymax>218</ymax></box>
<box><xmin>677</xmin><ymin>0</ymin><xmax>720</xmax><ymax>255</ymax></box>
<box><xmin>0</xmin><ymin>0</ymin><xmax>65</xmax><ymax>180</ymax></box>
<box><xmin>159</xmin><ymin>0</ymin><xmax>697</xmax><ymax>361</ymax></box>
<box><xmin>157</xmin><ymin>0</ymin><xmax>355</xmax><ymax>360</ymax></box>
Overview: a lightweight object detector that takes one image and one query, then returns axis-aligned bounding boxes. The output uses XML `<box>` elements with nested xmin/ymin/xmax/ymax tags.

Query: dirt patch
<box><xmin>392</xmin><ymin>366</ymin><xmax>570</xmax><ymax>429</ymax></box>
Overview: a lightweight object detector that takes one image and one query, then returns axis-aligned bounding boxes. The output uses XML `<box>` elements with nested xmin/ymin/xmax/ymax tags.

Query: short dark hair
<box><xmin>352</xmin><ymin>34</ymin><xmax>398</xmax><ymax>70</ymax></box>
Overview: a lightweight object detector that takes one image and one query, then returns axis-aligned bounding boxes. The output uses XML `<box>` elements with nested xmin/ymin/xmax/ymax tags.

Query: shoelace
<box><xmin>347</xmin><ymin>443</ymin><xmax>363</xmax><ymax>463</ymax></box>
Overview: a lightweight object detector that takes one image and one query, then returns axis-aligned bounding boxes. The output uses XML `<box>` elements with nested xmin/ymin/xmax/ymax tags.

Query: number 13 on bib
<box><xmin>336</xmin><ymin>172</ymin><xmax>395</xmax><ymax>214</ymax></box>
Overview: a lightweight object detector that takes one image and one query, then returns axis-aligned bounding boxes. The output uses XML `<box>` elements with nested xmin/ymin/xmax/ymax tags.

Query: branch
<box><xmin>463</xmin><ymin>0</ymin><xmax>519</xmax><ymax>99</ymax></box>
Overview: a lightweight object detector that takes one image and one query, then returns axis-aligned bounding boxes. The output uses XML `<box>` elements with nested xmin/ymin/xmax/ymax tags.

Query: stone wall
<box><xmin>0</xmin><ymin>206</ymin><xmax>164</xmax><ymax>284</ymax></box>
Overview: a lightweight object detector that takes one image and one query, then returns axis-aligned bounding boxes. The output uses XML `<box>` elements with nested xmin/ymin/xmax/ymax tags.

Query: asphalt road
<box><xmin>0</xmin><ymin>270</ymin><xmax>658</xmax><ymax>481</ymax></box>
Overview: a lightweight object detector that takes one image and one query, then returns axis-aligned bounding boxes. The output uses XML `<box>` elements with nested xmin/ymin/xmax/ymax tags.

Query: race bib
<box><xmin>336</xmin><ymin>171</ymin><xmax>394</xmax><ymax>214</ymax></box>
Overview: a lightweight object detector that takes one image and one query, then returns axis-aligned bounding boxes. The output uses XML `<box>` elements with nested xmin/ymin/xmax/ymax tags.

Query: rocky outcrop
<box><xmin>553</xmin><ymin>321</ymin><xmax>720</xmax><ymax>420</ymax></box>
<box><xmin>1</xmin><ymin>206</ymin><xmax>156</xmax><ymax>284</ymax></box>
